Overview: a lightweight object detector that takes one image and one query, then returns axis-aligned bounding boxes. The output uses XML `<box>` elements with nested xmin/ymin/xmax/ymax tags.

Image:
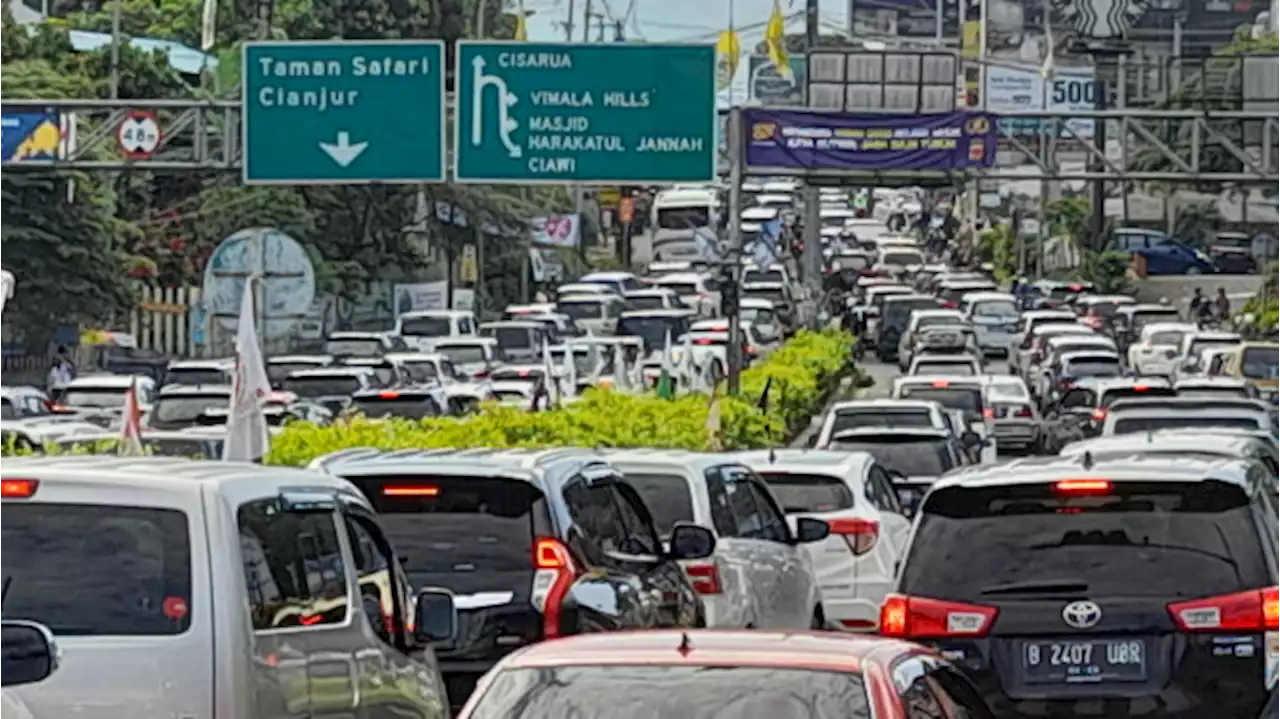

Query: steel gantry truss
<box><xmin>3</xmin><ymin>99</ymin><xmax>1278</xmax><ymax>186</ymax></box>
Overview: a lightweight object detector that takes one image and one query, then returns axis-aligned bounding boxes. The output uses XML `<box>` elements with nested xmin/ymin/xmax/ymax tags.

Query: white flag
<box><xmin>541</xmin><ymin>340</ymin><xmax>560</xmax><ymax>407</ymax></box>
<box><xmin>118</xmin><ymin>376</ymin><xmax>144</xmax><ymax>456</ymax></box>
<box><xmin>200</xmin><ymin>0</ymin><xmax>218</xmax><ymax>51</ymax></box>
<box><xmin>561</xmin><ymin>346</ymin><xmax>578</xmax><ymax>400</ymax></box>
<box><xmin>0</xmin><ymin>270</ymin><xmax>14</xmax><ymax>317</ymax></box>
<box><xmin>222</xmin><ymin>280</ymin><xmax>271</xmax><ymax>462</ymax></box>
<box><xmin>611</xmin><ymin>344</ymin><xmax>631</xmax><ymax>392</ymax></box>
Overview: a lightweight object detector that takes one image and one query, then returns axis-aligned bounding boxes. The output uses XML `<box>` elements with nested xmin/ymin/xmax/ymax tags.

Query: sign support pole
<box><xmin>726</xmin><ymin>105</ymin><xmax>745</xmax><ymax>396</ymax></box>
<box><xmin>801</xmin><ymin>0</ymin><xmax>824</xmax><ymax>326</ymax></box>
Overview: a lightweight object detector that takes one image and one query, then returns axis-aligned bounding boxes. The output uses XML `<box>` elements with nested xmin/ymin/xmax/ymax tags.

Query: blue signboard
<box><xmin>1</xmin><ymin>111</ymin><xmax>64</xmax><ymax>162</ymax></box>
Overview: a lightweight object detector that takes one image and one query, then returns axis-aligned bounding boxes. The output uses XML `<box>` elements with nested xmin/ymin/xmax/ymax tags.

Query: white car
<box><xmin>58</xmin><ymin>374</ymin><xmax>157</xmax><ymax>413</ymax></box>
<box><xmin>961</xmin><ymin>291</ymin><xmax>1020</xmax><ymax>356</ymax></box>
<box><xmin>908</xmin><ymin>353</ymin><xmax>982</xmax><ymax>377</ymax></box>
<box><xmin>578</xmin><ymin>270</ymin><xmax>643</xmax><ymax>295</ymax></box>
<box><xmin>983</xmin><ymin>376</ymin><xmax>1041</xmax><ymax>452</ymax></box>
<box><xmin>813</xmin><ymin>398</ymin><xmax>952</xmax><ymax>448</ymax></box>
<box><xmin>728</xmin><ymin>450</ymin><xmax>913</xmax><ymax>632</ymax></box>
<box><xmin>162</xmin><ymin>359</ymin><xmax>233</xmax><ymax>388</ymax></box>
<box><xmin>606</xmin><ymin>451</ymin><xmax>827</xmax><ymax>629</ymax></box>
<box><xmin>1009</xmin><ymin>309</ymin><xmax>1078</xmax><ymax>376</ymax></box>
<box><xmin>1127</xmin><ymin>322</ymin><xmax>1200</xmax><ymax>376</ymax></box>
<box><xmin>393</xmin><ymin>309</ymin><xmax>478</xmax><ymax>352</ymax></box>
<box><xmin>650</xmin><ymin>272</ymin><xmax>720</xmax><ymax>317</ymax></box>
<box><xmin>555</xmin><ymin>293</ymin><xmax>625</xmax><ymax>336</ymax></box>
<box><xmin>891</xmin><ymin>376</ymin><xmax>998</xmax><ymax>464</ymax></box>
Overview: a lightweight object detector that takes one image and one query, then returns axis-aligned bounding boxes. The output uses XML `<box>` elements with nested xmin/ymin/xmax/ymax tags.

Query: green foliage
<box><xmin>1079</xmin><ymin>250</ymin><xmax>1135</xmax><ymax>295</ymax></box>
<box><xmin>1046</xmin><ymin>196</ymin><xmax>1090</xmax><ymax>242</ymax></box>
<box><xmin>265</xmin><ymin>330</ymin><xmax>856</xmax><ymax>466</ymax></box>
<box><xmin>975</xmin><ymin>223</ymin><xmax>1017</xmax><ymax>282</ymax></box>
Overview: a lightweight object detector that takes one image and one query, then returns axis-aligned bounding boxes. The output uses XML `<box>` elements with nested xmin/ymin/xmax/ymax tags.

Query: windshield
<box><xmin>1242</xmin><ymin>347</ymin><xmax>1279</xmax><ymax>380</ymax></box>
<box><xmin>899</xmin><ymin>386</ymin><xmax>983</xmax><ymax>419</ymax></box>
<box><xmin>626</xmin><ymin>295</ymin><xmax>669</xmax><ymax>311</ymax></box>
<box><xmin>1149</xmin><ymin>331</ymin><xmax>1186</xmax><ymax>346</ymax></box>
<box><xmin>901</xmin><ymin>481</ymin><xmax>1270</xmax><ymax>601</ymax></box>
<box><xmin>656</xmin><ymin>206</ymin><xmax>711</xmax><ymax>230</ymax></box>
<box><xmin>1063</xmin><ymin>359</ymin><xmax>1122</xmax><ymax>378</ymax></box>
<box><xmin>438</xmin><ymin>345</ymin><xmax>488</xmax><ymax>364</ymax></box>
<box><xmin>1177</xmin><ymin>386</ymin><xmax>1250</xmax><ymax>399</ymax></box>
<box><xmin>758</xmin><ymin>472</ymin><xmax>854</xmax><ymax>513</ymax></box>
<box><xmin>467</xmin><ymin>666</ymin><xmax>868</xmax><ymax>719</ymax></box>
<box><xmin>621</xmin><ymin>473</ymin><xmax>694</xmax><ymax>539</ymax></box>
<box><xmin>399</xmin><ymin>316</ymin><xmax>452</xmax><ymax>337</ymax></box>
<box><xmin>151</xmin><ymin>395</ymin><xmax>227</xmax><ymax>424</ymax></box>
<box><xmin>482</xmin><ymin>327</ymin><xmax>535</xmax><ymax>349</ymax></box>
<box><xmin>62</xmin><ymin>389</ymin><xmax>127</xmax><ymax>409</ymax></box>
<box><xmin>986</xmin><ymin>383</ymin><xmax>1029</xmax><ymax>403</ymax></box>
<box><xmin>1113</xmin><ymin>415</ymin><xmax>1261</xmax><ymax>433</ymax></box>
<box><xmin>744</xmin><ymin>269</ymin><xmax>785</xmax><ymax>284</ymax></box>
<box><xmin>657</xmin><ymin>281</ymin><xmax>699</xmax><ymax>298</ymax></box>
<box><xmin>972</xmin><ymin>299</ymin><xmax>1017</xmax><ymax>318</ymax></box>
<box><xmin>913</xmin><ymin>360</ymin><xmax>976</xmax><ymax>376</ymax></box>
<box><xmin>2</xmin><ymin>503</ymin><xmax>192</xmax><ymax>635</ymax></box>
<box><xmin>267</xmin><ymin>362</ymin><xmax>324</xmax><ymax>388</ymax></box>
<box><xmin>164</xmin><ymin>368</ymin><xmax>226</xmax><ymax>386</ymax></box>
<box><xmin>882</xmin><ymin>251</ymin><xmax>923</xmax><ymax>266</ymax></box>
<box><xmin>744</xmin><ymin>288</ymin><xmax>786</xmax><ymax>305</ymax></box>
<box><xmin>282</xmin><ymin>376</ymin><xmax>362</xmax><ymax>398</ymax></box>
<box><xmin>617</xmin><ymin>316</ymin><xmax>689</xmax><ymax>351</ymax></box>
<box><xmin>557</xmin><ymin>301</ymin><xmax>605</xmax><ymax>321</ymax></box>
<box><xmin>325</xmin><ymin>339</ymin><xmax>383</xmax><ymax>357</ymax></box>
<box><xmin>742</xmin><ymin>307</ymin><xmax>777</xmax><ymax>326</ymax></box>
<box><xmin>830</xmin><ymin>438</ymin><xmax>956</xmax><ymax>477</ymax></box>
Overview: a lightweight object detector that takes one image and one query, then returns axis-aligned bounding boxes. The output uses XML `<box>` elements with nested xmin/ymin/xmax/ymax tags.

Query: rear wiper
<box><xmin>980</xmin><ymin>579</ymin><xmax>1090</xmax><ymax>596</ymax></box>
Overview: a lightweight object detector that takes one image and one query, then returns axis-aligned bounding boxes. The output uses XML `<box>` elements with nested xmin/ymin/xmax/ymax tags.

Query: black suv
<box><xmin>312</xmin><ymin>448</ymin><xmax>714</xmax><ymax>710</ymax></box>
<box><xmin>883</xmin><ymin>454</ymin><xmax>1278</xmax><ymax>718</ymax></box>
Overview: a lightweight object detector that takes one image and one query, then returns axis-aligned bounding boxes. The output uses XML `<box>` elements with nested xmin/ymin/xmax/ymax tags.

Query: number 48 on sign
<box><xmin>117</xmin><ymin>110</ymin><xmax>163</xmax><ymax>159</ymax></box>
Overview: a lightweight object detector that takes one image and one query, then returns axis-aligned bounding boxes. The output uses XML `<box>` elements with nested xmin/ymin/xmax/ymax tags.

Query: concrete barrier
<box><xmin>1133</xmin><ymin>275</ymin><xmax>1266</xmax><ymax>305</ymax></box>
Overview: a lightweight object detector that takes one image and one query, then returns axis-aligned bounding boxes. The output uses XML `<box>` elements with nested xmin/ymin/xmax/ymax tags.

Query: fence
<box><xmin>129</xmin><ymin>286</ymin><xmax>203</xmax><ymax>358</ymax></box>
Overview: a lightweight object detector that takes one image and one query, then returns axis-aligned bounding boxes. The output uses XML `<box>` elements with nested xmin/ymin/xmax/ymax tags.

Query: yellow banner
<box><xmin>716</xmin><ymin>30</ymin><xmax>742</xmax><ymax>91</ymax></box>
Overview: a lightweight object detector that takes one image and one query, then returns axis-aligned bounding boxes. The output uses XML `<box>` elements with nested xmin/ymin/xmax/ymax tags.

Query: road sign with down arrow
<box><xmin>242</xmin><ymin>40</ymin><xmax>446</xmax><ymax>185</ymax></box>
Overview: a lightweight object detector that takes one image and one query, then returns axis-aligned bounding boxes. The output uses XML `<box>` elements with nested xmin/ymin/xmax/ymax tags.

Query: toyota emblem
<box><xmin>1061</xmin><ymin>600</ymin><xmax>1102</xmax><ymax>629</ymax></box>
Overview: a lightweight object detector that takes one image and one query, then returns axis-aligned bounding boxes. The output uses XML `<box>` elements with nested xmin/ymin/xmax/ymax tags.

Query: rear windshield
<box><xmin>758</xmin><ymin>472</ymin><xmax>854</xmax><ymax>513</ymax></box>
<box><xmin>902</xmin><ymin>481</ymin><xmax>1271</xmax><ymax>601</ymax></box>
<box><xmin>349</xmin><ymin>476</ymin><xmax>543</xmax><ymax>576</ymax></box>
<box><xmin>437</xmin><ymin>345</ymin><xmax>488</xmax><ymax>364</ymax></box>
<box><xmin>1149</xmin><ymin>331</ymin><xmax>1186</xmax><ymax>346</ymax></box>
<box><xmin>899</xmin><ymin>387</ymin><xmax>983</xmax><ymax>418</ymax></box>
<box><xmin>657</xmin><ymin>281</ymin><xmax>699</xmax><ymax>297</ymax></box>
<box><xmin>626</xmin><ymin>295</ymin><xmax>668</xmax><ymax>311</ymax></box>
<box><xmin>1114</xmin><ymin>415</ymin><xmax>1261</xmax><ymax>434</ymax></box>
<box><xmin>830</xmin><ymin>438</ymin><xmax>957</xmax><ymax>477</ymax></box>
<box><xmin>482</xmin><ymin>327</ymin><xmax>535</xmax><ymax>349</ymax></box>
<box><xmin>62</xmin><ymin>389</ymin><xmax>127</xmax><ymax>409</ymax></box>
<box><xmin>882</xmin><ymin>251</ymin><xmax>923</xmax><ymax>266</ymax></box>
<box><xmin>558</xmin><ymin>302</ymin><xmax>606</xmax><ymax>322</ymax></box>
<box><xmin>972</xmin><ymin>299</ymin><xmax>1018</xmax><ymax>318</ymax></box>
<box><xmin>1177</xmin><ymin>386</ymin><xmax>1250</xmax><ymax>399</ymax></box>
<box><xmin>621</xmin><ymin>473</ymin><xmax>695</xmax><ymax>539</ymax></box>
<box><xmin>1083</xmin><ymin>300</ymin><xmax>1129</xmax><ymax>318</ymax></box>
<box><xmin>283</xmin><ymin>376</ymin><xmax>361</xmax><ymax>398</ymax></box>
<box><xmin>885</xmin><ymin>299</ymin><xmax>941</xmax><ymax>327</ymax></box>
<box><xmin>744</xmin><ymin>288</ymin><xmax>786</xmax><ymax>305</ymax></box>
<box><xmin>1243</xmin><ymin>347</ymin><xmax>1279</xmax><ymax>380</ymax></box>
<box><xmin>1062</xmin><ymin>359</ymin><xmax>1122</xmax><ymax>378</ymax></box>
<box><xmin>617</xmin><ymin>316</ymin><xmax>689</xmax><ymax>350</ymax></box>
<box><xmin>744</xmin><ymin>269</ymin><xmax>785</xmax><ymax>284</ymax></box>
<box><xmin>1100</xmin><ymin>387</ymin><xmax>1176</xmax><ymax>407</ymax></box>
<box><xmin>831</xmin><ymin>409</ymin><xmax>934</xmax><ymax>433</ymax></box>
<box><xmin>152</xmin><ymin>395</ymin><xmax>227</xmax><ymax>423</ymax></box>
<box><xmin>164</xmin><ymin>368</ymin><xmax>226</xmax><ymax>386</ymax></box>
<box><xmin>468</xmin><ymin>666</ymin><xmax>867</xmax><ymax>719</ymax></box>
<box><xmin>351</xmin><ymin>396</ymin><xmax>439</xmax><ymax>420</ymax></box>
<box><xmin>399</xmin><ymin>317</ymin><xmax>452</xmax><ymax>337</ymax></box>
<box><xmin>913</xmin><ymin>361</ymin><xmax>976</xmax><ymax>376</ymax></box>
<box><xmin>2</xmin><ymin>503</ymin><xmax>192</xmax><ymax>635</ymax></box>
<box><xmin>325</xmin><ymin>339</ymin><xmax>383</xmax><ymax>357</ymax></box>
<box><xmin>267</xmin><ymin>363</ymin><xmax>323</xmax><ymax>388</ymax></box>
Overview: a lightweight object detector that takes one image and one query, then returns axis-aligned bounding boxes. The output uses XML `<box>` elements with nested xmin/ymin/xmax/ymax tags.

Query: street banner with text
<box><xmin>743</xmin><ymin>108</ymin><xmax>998</xmax><ymax>171</ymax></box>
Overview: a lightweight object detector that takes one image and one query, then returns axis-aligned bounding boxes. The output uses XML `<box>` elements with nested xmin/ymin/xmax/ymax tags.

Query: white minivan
<box><xmin>395</xmin><ymin>309</ymin><xmax>478</xmax><ymax>352</ymax></box>
<box><xmin>0</xmin><ymin>456</ymin><xmax>458</xmax><ymax>719</ymax></box>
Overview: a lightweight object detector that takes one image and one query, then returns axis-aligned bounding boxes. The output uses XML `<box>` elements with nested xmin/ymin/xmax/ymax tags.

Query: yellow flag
<box><xmin>515</xmin><ymin>0</ymin><xmax>528</xmax><ymax>40</ymax></box>
<box><xmin>715</xmin><ymin>30</ymin><xmax>741</xmax><ymax>91</ymax></box>
<box><xmin>764</xmin><ymin>0</ymin><xmax>793</xmax><ymax>82</ymax></box>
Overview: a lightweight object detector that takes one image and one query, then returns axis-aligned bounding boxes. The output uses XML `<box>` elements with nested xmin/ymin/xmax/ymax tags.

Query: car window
<box><xmin>343</xmin><ymin>514</ymin><xmax>409</xmax><ymax>646</ymax></box>
<box><xmin>745</xmin><ymin>479</ymin><xmax>790</xmax><ymax>543</ymax></box>
<box><xmin>704</xmin><ymin>467</ymin><xmax>739</xmax><ymax>537</ymax></box>
<box><xmin>831</xmin><ymin>409</ymin><xmax>935</xmax><ymax>433</ymax></box>
<box><xmin>239</xmin><ymin>499</ymin><xmax>350</xmax><ymax>630</ymax></box>
<box><xmin>758</xmin><ymin>472</ymin><xmax>854</xmax><ymax>513</ymax></box>
<box><xmin>867</xmin><ymin>466</ymin><xmax>904</xmax><ymax>514</ymax></box>
<box><xmin>622</xmin><ymin>473</ymin><xmax>695</xmax><ymax>540</ymax></box>
<box><xmin>399</xmin><ymin>316</ymin><xmax>452</xmax><ymax>337</ymax></box>
<box><xmin>608</xmin><ymin>483</ymin><xmax>661</xmax><ymax>556</ymax></box>
<box><xmin>282</xmin><ymin>375</ymin><xmax>362</xmax><ymax>398</ymax></box>
<box><xmin>164</xmin><ymin>367</ymin><xmax>228</xmax><ymax>386</ymax></box>
<box><xmin>563</xmin><ymin>479</ymin><xmax>626</xmax><ymax>559</ymax></box>
<box><xmin>151</xmin><ymin>395</ymin><xmax>229</xmax><ymax>424</ymax></box>
<box><xmin>832</xmin><ymin>437</ymin><xmax>958</xmax><ymax>478</ymax></box>
<box><xmin>325</xmin><ymin>339</ymin><xmax>384</xmax><ymax>357</ymax></box>
<box><xmin>1113</xmin><ymin>415</ymin><xmax>1262</xmax><ymax>433</ymax></box>
<box><xmin>2</xmin><ymin>503</ymin><xmax>192</xmax><ymax>636</ymax></box>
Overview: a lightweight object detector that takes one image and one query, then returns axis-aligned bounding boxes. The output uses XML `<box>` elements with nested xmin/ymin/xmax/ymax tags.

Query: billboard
<box><xmin>743</xmin><ymin>108</ymin><xmax>997</xmax><ymax>171</ymax></box>
<box><xmin>1</xmin><ymin>110</ymin><xmax>71</xmax><ymax>162</ymax></box>
<box><xmin>984</xmin><ymin>66</ymin><xmax>1098</xmax><ymax>138</ymax></box>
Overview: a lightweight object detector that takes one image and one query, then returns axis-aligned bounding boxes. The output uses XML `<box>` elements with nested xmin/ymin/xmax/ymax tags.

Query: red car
<box><xmin>456</xmin><ymin>629</ymin><xmax>996</xmax><ymax>718</ymax></box>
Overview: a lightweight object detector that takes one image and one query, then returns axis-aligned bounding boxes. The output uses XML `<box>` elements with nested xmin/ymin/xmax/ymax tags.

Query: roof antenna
<box><xmin>677</xmin><ymin>632</ymin><xmax>693</xmax><ymax>656</ymax></box>
<box><xmin>768</xmin><ymin>448</ymin><xmax>777</xmax><ymax>464</ymax></box>
<box><xmin>1081</xmin><ymin>451</ymin><xmax>1094</xmax><ymax>470</ymax></box>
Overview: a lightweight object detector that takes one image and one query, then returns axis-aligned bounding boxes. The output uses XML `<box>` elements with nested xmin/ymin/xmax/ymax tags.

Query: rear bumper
<box><xmin>822</xmin><ymin>597</ymin><xmax>884</xmax><ymax>632</ymax></box>
<box><xmin>994</xmin><ymin>422</ymin><xmax>1040</xmax><ymax>448</ymax></box>
<box><xmin>975</xmin><ymin>327</ymin><xmax>1016</xmax><ymax>353</ymax></box>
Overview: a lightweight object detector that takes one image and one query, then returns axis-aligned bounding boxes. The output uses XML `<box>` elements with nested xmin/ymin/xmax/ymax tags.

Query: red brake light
<box><xmin>695</xmin><ymin>338</ymin><xmax>714</xmax><ymax>345</ymax></box>
<box><xmin>686</xmin><ymin>562</ymin><xmax>723</xmax><ymax>594</ymax></box>
<box><xmin>745</xmin><ymin>346</ymin><xmax>757</xmax><ymax>356</ymax></box>
<box><xmin>828</xmin><ymin>517</ymin><xmax>879</xmax><ymax>555</ymax></box>
<box><xmin>1015</xmin><ymin>405</ymin><xmax>1034</xmax><ymax>418</ymax></box>
<box><xmin>1055</xmin><ymin>479</ymin><xmax>1112</xmax><ymax>494</ymax></box>
<box><xmin>378</xmin><ymin>390</ymin><xmax>400</xmax><ymax>399</ymax></box>
<box><xmin>474</xmin><ymin>370</ymin><xmax>490</xmax><ymax>378</ymax></box>
<box><xmin>1091</xmin><ymin>408</ymin><xmax>1107</xmax><ymax>422</ymax></box>
<box><xmin>533</xmin><ymin>537</ymin><xmax>579</xmax><ymax>639</ymax></box>
<box><xmin>519</xmin><ymin>370</ymin><xmax>533</xmax><ymax>378</ymax></box>
<box><xmin>1168</xmin><ymin>587</ymin><xmax>1280</xmax><ymax>632</ymax></box>
<box><xmin>879</xmin><ymin>593</ymin><xmax>998</xmax><ymax>638</ymax></box>
<box><xmin>382</xmin><ymin>485</ymin><xmax>440</xmax><ymax>497</ymax></box>
<box><xmin>1</xmin><ymin>479</ymin><xmax>38</xmax><ymax>498</ymax></box>
<box><xmin>1132</xmin><ymin>384</ymin><xmax>1149</xmax><ymax>392</ymax></box>
<box><xmin>931</xmin><ymin>379</ymin><xmax>950</xmax><ymax>388</ymax></box>
<box><xmin>982</xmin><ymin>408</ymin><xmax>995</xmax><ymax>420</ymax></box>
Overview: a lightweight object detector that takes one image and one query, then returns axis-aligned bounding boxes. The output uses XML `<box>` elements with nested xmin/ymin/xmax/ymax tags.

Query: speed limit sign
<box><xmin>116</xmin><ymin>110</ymin><xmax>162</xmax><ymax>159</ymax></box>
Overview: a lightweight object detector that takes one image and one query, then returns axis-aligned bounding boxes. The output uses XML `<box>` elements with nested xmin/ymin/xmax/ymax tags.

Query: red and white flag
<box><xmin>118</xmin><ymin>376</ymin><xmax>144</xmax><ymax>456</ymax></box>
<box><xmin>222</xmin><ymin>280</ymin><xmax>272</xmax><ymax>462</ymax></box>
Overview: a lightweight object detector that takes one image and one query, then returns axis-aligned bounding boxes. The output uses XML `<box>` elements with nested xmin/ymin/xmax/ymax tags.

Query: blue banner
<box><xmin>743</xmin><ymin>108</ymin><xmax>998</xmax><ymax>172</ymax></box>
<box><xmin>1</xmin><ymin>110</ymin><xmax>65</xmax><ymax>162</ymax></box>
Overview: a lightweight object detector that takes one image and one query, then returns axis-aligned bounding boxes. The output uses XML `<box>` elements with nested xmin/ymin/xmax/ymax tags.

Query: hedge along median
<box><xmin>265</xmin><ymin>329</ymin><xmax>857</xmax><ymax>467</ymax></box>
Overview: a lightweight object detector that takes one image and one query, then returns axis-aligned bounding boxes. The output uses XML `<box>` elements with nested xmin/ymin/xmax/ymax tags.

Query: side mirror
<box><xmin>413</xmin><ymin>588</ymin><xmax>457</xmax><ymax>644</ymax></box>
<box><xmin>792</xmin><ymin>516</ymin><xmax>830</xmax><ymax>544</ymax></box>
<box><xmin>1</xmin><ymin>620</ymin><xmax>59</xmax><ymax>688</ymax></box>
<box><xmin>666</xmin><ymin>522</ymin><xmax>716</xmax><ymax>560</ymax></box>
<box><xmin>961</xmin><ymin>430</ymin><xmax>982</xmax><ymax>448</ymax></box>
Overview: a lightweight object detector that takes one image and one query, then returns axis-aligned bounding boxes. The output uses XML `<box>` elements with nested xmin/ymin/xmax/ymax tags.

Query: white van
<box><xmin>395</xmin><ymin>309</ymin><xmax>478</xmax><ymax>352</ymax></box>
<box><xmin>651</xmin><ymin>187</ymin><xmax>720</xmax><ymax>260</ymax></box>
<box><xmin>0</xmin><ymin>456</ymin><xmax>457</xmax><ymax>719</ymax></box>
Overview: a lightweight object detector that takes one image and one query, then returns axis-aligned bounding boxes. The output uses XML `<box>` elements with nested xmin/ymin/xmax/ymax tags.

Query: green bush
<box><xmin>264</xmin><ymin>329</ymin><xmax>855</xmax><ymax>466</ymax></box>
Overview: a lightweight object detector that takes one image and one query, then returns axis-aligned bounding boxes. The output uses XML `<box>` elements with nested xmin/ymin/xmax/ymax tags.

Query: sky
<box><xmin>522</xmin><ymin>0</ymin><xmax>851</xmax><ymax>45</ymax></box>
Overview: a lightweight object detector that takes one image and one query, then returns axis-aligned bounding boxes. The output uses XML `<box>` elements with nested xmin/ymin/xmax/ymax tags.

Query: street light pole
<box><xmin>726</xmin><ymin>106</ymin><xmax>745</xmax><ymax>395</ymax></box>
<box><xmin>800</xmin><ymin>0</ymin><xmax>823</xmax><ymax>325</ymax></box>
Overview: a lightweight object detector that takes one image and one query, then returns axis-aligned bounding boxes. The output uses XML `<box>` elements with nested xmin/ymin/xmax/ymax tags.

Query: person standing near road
<box><xmin>47</xmin><ymin>354</ymin><xmax>73</xmax><ymax>388</ymax></box>
<box><xmin>1213</xmin><ymin>288</ymin><xmax>1231</xmax><ymax>322</ymax></box>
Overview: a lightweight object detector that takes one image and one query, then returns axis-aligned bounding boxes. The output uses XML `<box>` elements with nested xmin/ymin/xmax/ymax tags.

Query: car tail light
<box><xmin>941</xmin><ymin>301</ymin><xmax>958</xmax><ymax>309</ymax></box>
<box><xmin>1091</xmin><ymin>408</ymin><xmax>1107</xmax><ymax>422</ymax></box>
<box><xmin>1168</xmin><ymin>587</ymin><xmax>1280</xmax><ymax>632</ymax></box>
<box><xmin>982</xmin><ymin>408</ymin><xmax>995</xmax><ymax>420</ymax></box>
<box><xmin>378</xmin><ymin>390</ymin><xmax>400</xmax><ymax>399</ymax></box>
<box><xmin>474</xmin><ymin>369</ymin><xmax>490</xmax><ymax>379</ymax></box>
<box><xmin>695</xmin><ymin>338</ymin><xmax>714</xmax><ymax>345</ymax></box>
<box><xmin>532</xmin><ymin>537</ymin><xmax>579</xmax><ymax>639</ymax></box>
<box><xmin>685</xmin><ymin>562</ymin><xmax>723</xmax><ymax>594</ymax></box>
<box><xmin>1132</xmin><ymin>384</ymin><xmax>1149</xmax><ymax>392</ymax></box>
<box><xmin>382</xmin><ymin>485</ymin><xmax>440</xmax><ymax>497</ymax></box>
<box><xmin>1055</xmin><ymin>478</ymin><xmax>1112</xmax><ymax>494</ymax></box>
<box><xmin>1015</xmin><ymin>405</ymin><xmax>1033</xmax><ymax>418</ymax></box>
<box><xmin>828</xmin><ymin>517</ymin><xmax>879</xmax><ymax>555</ymax></box>
<box><xmin>1</xmin><ymin>479</ymin><xmax>39</xmax><ymax>499</ymax></box>
<box><xmin>745</xmin><ymin>346</ymin><xmax>758</xmax><ymax>356</ymax></box>
<box><xmin>879</xmin><ymin>594</ymin><xmax>998</xmax><ymax>639</ymax></box>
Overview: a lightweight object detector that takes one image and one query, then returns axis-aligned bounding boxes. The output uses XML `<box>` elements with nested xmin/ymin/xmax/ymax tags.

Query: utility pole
<box><xmin>614</xmin><ymin>18</ymin><xmax>625</xmax><ymax>41</ymax></box>
<box><xmin>799</xmin><ymin>0</ymin><xmax>823</xmax><ymax>326</ymax></box>
<box><xmin>564</xmin><ymin>0</ymin><xmax>576</xmax><ymax>44</ymax></box>
<box><xmin>726</xmin><ymin>106</ymin><xmax>745</xmax><ymax>395</ymax></box>
<box><xmin>582</xmin><ymin>0</ymin><xmax>593</xmax><ymax>41</ymax></box>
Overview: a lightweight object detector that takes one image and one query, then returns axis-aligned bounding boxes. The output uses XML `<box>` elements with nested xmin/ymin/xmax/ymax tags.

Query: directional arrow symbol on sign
<box><xmin>318</xmin><ymin>131</ymin><xmax>368</xmax><ymax>167</ymax></box>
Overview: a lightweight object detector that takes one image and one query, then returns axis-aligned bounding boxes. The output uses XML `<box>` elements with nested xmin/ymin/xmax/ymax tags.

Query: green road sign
<box><xmin>453</xmin><ymin>42</ymin><xmax>717</xmax><ymax>184</ymax></box>
<box><xmin>242</xmin><ymin>40</ymin><xmax>445</xmax><ymax>185</ymax></box>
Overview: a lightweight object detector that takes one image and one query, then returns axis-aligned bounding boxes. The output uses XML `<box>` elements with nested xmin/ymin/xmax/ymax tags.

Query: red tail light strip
<box><xmin>533</xmin><ymin>537</ymin><xmax>579</xmax><ymax>639</ymax></box>
<box><xmin>828</xmin><ymin>518</ymin><xmax>880</xmax><ymax>556</ymax></box>
<box><xmin>1168</xmin><ymin>587</ymin><xmax>1279</xmax><ymax>632</ymax></box>
<box><xmin>879</xmin><ymin>594</ymin><xmax>999</xmax><ymax>639</ymax></box>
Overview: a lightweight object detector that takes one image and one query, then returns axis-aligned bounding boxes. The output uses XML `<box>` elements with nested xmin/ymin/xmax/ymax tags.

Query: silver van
<box><xmin>0</xmin><ymin>456</ymin><xmax>457</xmax><ymax>719</ymax></box>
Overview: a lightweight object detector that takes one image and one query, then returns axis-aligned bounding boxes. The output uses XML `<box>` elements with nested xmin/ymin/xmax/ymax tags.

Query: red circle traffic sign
<box><xmin>116</xmin><ymin>110</ymin><xmax>163</xmax><ymax>159</ymax></box>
